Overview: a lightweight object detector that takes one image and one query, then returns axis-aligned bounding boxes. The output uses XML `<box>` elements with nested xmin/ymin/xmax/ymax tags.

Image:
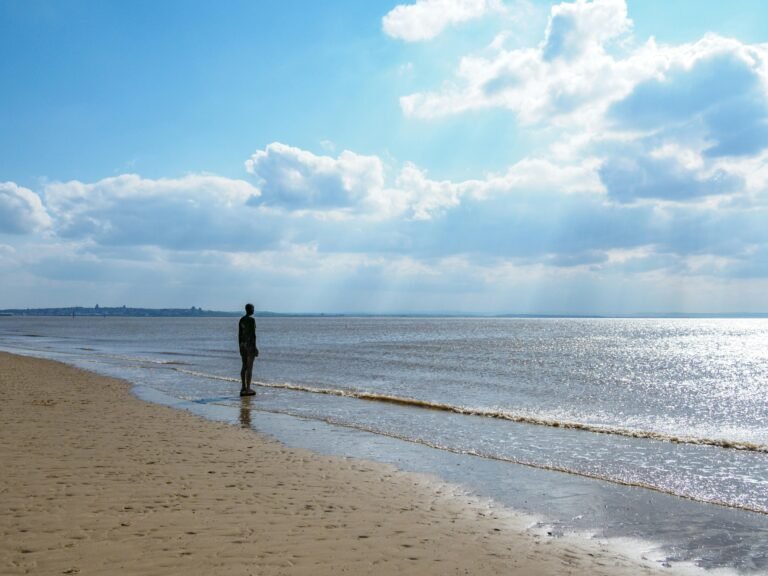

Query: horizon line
<box><xmin>4</xmin><ymin>306</ymin><xmax>768</xmax><ymax>319</ymax></box>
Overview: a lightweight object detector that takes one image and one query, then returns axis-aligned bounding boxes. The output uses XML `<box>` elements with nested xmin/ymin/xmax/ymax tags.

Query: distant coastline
<box><xmin>2</xmin><ymin>306</ymin><xmax>768</xmax><ymax>319</ymax></box>
<box><xmin>0</xmin><ymin>306</ymin><xmax>240</xmax><ymax>318</ymax></box>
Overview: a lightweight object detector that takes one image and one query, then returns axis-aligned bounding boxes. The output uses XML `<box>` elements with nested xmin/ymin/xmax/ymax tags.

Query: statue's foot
<box><xmin>240</xmin><ymin>389</ymin><xmax>256</xmax><ymax>397</ymax></box>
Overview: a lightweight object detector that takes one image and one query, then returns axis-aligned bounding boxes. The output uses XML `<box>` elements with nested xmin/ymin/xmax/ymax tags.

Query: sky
<box><xmin>3</xmin><ymin>0</ymin><xmax>768</xmax><ymax>314</ymax></box>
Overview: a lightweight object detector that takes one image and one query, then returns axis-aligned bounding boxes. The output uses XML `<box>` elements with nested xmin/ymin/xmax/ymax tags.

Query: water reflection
<box><xmin>240</xmin><ymin>396</ymin><xmax>253</xmax><ymax>428</ymax></box>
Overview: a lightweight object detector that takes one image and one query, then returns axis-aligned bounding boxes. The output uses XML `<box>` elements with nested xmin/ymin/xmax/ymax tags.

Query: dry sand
<box><xmin>0</xmin><ymin>352</ymin><xmax>674</xmax><ymax>575</ymax></box>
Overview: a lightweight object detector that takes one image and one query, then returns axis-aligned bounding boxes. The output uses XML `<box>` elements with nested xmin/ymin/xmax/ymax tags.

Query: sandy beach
<box><xmin>0</xmin><ymin>352</ymin><xmax>676</xmax><ymax>575</ymax></box>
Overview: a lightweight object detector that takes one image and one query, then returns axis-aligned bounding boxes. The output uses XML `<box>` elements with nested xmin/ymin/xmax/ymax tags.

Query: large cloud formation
<box><xmin>399</xmin><ymin>1</ymin><xmax>768</xmax><ymax>134</ymax></box>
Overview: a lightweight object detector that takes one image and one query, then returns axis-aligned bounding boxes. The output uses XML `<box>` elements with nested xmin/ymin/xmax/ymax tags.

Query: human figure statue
<box><xmin>238</xmin><ymin>303</ymin><xmax>258</xmax><ymax>396</ymax></box>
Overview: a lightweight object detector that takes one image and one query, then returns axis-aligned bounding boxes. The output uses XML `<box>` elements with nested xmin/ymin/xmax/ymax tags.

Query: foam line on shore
<box><xmin>172</xmin><ymin>367</ymin><xmax>768</xmax><ymax>456</ymax></box>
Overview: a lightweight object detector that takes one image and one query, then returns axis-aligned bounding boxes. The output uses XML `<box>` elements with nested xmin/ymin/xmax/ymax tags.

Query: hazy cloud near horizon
<box><xmin>3</xmin><ymin>0</ymin><xmax>768</xmax><ymax>313</ymax></box>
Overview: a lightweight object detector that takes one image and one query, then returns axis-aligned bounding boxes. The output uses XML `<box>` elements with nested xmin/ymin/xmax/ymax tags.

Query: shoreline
<box><xmin>1</xmin><ymin>351</ymin><xmax>680</xmax><ymax>575</ymax></box>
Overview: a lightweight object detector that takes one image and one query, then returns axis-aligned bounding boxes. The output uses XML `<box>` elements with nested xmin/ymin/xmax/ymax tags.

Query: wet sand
<box><xmin>0</xmin><ymin>352</ymin><xmax>674</xmax><ymax>575</ymax></box>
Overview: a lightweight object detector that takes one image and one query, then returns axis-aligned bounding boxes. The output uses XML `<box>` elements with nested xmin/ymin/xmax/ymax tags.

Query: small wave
<box><xmin>174</xmin><ymin>367</ymin><xmax>239</xmax><ymax>382</ymax></box>
<box><xmin>170</xmin><ymin>367</ymin><xmax>768</xmax><ymax>455</ymax></box>
<box><xmin>94</xmin><ymin>352</ymin><xmax>191</xmax><ymax>366</ymax></box>
<box><xmin>144</xmin><ymin>361</ymin><xmax>186</xmax><ymax>365</ymax></box>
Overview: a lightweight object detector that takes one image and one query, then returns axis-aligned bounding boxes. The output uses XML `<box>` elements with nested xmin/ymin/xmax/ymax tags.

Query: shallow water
<box><xmin>2</xmin><ymin>316</ymin><xmax>768</xmax><ymax>572</ymax></box>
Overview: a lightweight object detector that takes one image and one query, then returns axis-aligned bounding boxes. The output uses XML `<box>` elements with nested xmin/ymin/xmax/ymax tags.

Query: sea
<box><xmin>1</xmin><ymin>316</ymin><xmax>767</xmax><ymax>572</ymax></box>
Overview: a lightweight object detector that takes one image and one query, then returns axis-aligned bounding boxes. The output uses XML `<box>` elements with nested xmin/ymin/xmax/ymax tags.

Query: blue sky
<box><xmin>2</xmin><ymin>0</ymin><xmax>768</xmax><ymax>314</ymax></box>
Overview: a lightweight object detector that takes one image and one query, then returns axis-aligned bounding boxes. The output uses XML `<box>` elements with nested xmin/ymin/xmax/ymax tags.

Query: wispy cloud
<box><xmin>382</xmin><ymin>0</ymin><xmax>502</xmax><ymax>42</ymax></box>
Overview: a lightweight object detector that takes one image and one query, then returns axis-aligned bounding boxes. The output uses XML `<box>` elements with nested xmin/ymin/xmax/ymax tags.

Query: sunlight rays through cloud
<box><xmin>3</xmin><ymin>0</ymin><xmax>768</xmax><ymax>312</ymax></box>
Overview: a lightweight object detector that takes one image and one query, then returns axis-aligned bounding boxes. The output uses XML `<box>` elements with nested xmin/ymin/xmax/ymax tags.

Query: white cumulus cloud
<box><xmin>541</xmin><ymin>0</ymin><xmax>630</xmax><ymax>61</ymax></box>
<box><xmin>245</xmin><ymin>142</ymin><xmax>386</xmax><ymax>211</ymax></box>
<box><xmin>0</xmin><ymin>182</ymin><xmax>51</xmax><ymax>234</ymax></box>
<box><xmin>44</xmin><ymin>174</ymin><xmax>263</xmax><ymax>249</ymax></box>
<box><xmin>399</xmin><ymin>0</ymin><xmax>640</xmax><ymax>122</ymax></box>
<box><xmin>244</xmin><ymin>141</ymin><xmax>608</xmax><ymax>222</ymax></box>
<box><xmin>382</xmin><ymin>0</ymin><xmax>501</xmax><ymax>42</ymax></box>
<box><xmin>400</xmin><ymin>0</ymin><xmax>768</xmax><ymax>154</ymax></box>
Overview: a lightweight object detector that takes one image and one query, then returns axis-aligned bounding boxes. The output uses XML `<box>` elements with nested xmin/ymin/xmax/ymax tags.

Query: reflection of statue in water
<box><xmin>238</xmin><ymin>303</ymin><xmax>259</xmax><ymax>397</ymax></box>
<box><xmin>239</xmin><ymin>399</ymin><xmax>252</xmax><ymax>428</ymax></box>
